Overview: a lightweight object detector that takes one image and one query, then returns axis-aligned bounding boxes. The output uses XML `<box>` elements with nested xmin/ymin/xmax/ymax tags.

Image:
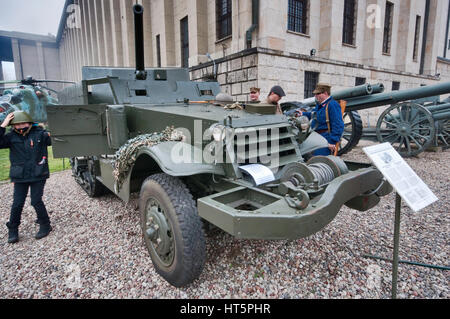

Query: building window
<box><xmin>382</xmin><ymin>1</ymin><xmax>394</xmax><ymax>54</ymax></box>
<box><xmin>413</xmin><ymin>15</ymin><xmax>421</xmax><ymax>62</ymax></box>
<box><xmin>392</xmin><ymin>81</ymin><xmax>400</xmax><ymax>91</ymax></box>
<box><xmin>355</xmin><ymin>77</ymin><xmax>366</xmax><ymax>86</ymax></box>
<box><xmin>156</xmin><ymin>35</ymin><xmax>161</xmax><ymax>67</ymax></box>
<box><xmin>216</xmin><ymin>0</ymin><xmax>232</xmax><ymax>40</ymax></box>
<box><xmin>180</xmin><ymin>16</ymin><xmax>189</xmax><ymax>68</ymax></box>
<box><xmin>342</xmin><ymin>0</ymin><xmax>357</xmax><ymax>45</ymax></box>
<box><xmin>288</xmin><ymin>0</ymin><xmax>309</xmax><ymax>34</ymax></box>
<box><xmin>304</xmin><ymin>71</ymin><xmax>319</xmax><ymax>98</ymax></box>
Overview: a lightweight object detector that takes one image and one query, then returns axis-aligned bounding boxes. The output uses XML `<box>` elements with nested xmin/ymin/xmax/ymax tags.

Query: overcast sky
<box><xmin>0</xmin><ymin>0</ymin><xmax>66</xmax><ymax>36</ymax></box>
<box><xmin>0</xmin><ymin>0</ymin><xmax>66</xmax><ymax>80</ymax></box>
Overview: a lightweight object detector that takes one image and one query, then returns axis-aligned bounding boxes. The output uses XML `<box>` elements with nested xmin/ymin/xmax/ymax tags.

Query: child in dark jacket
<box><xmin>0</xmin><ymin>111</ymin><xmax>52</xmax><ymax>243</ymax></box>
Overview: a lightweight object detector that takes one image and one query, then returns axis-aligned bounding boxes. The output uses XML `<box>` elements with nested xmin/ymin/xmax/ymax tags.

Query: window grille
<box><xmin>392</xmin><ymin>81</ymin><xmax>400</xmax><ymax>91</ymax></box>
<box><xmin>382</xmin><ymin>2</ymin><xmax>394</xmax><ymax>54</ymax></box>
<box><xmin>355</xmin><ymin>77</ymin><xmax>366</xmax><ymax>86</ymax></box>
<box><xmin>180</xmin><ymin>17</ymin><xmax>189</xmax><ymax>68</ymax></box>
<box><xmin>413</xmin><ymin>15</ymin><xmax>421</xmax><ymax>61</ymax></box>
<box><xmin>216</xmin><ymin>0</ymin><xmax>232</xmax><ymax>40</ymax></box>
<box><xmin>342</xmin><ymin>0</ymin><xmax>357</xmax><ymax>45</ymax></box>
<box><xmin>156</xmin><ymin>34</ymin><xmax>161</xmax><ymax>67</ymax></box>
<box><xmin>304</xmin><ymin>71</ymin><xmax>320</xmax><ymax>98</ymax></box>
<box><xmin>288</xmin><ymin>0</ymin><xmax>309</xmax><ymax>34</ymax></box>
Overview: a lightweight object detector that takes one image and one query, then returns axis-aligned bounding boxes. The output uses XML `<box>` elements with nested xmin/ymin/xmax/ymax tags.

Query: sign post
<box><xmin>392</xmin><ymin>193</ymin><xmax>401</xmax><ymax>299</ymax></box>
<box><xmin>363</xmin><ymin>143</ymin><xmax>438</xmax><ymax>299</ymax></box>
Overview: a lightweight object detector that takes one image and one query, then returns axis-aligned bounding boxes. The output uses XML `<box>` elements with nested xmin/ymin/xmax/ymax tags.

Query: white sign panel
<box><xmin>363</xmin><ymin>143</ymin><xmax>438</xmax><ymax>212</ymax></box>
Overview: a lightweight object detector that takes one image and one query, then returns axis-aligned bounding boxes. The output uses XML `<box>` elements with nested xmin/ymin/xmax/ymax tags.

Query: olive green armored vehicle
<box><xmin>47</xmin><ymin>4</ymin><xmax>392</xmax><ymax>287</ymax></box>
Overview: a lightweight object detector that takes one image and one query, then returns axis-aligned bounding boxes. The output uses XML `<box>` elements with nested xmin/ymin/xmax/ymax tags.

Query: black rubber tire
<box><xmin>139</xmin><ymin>173</ymin><xmax>206</xmax><ymax>287</ymax></box>
<box><xmin>338</xmin><ymin>111</ymin><xmax>363</xmax><ymax>156</ymax></box>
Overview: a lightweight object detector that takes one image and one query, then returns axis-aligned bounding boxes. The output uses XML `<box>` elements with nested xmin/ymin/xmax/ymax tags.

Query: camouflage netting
<box><xmin>223</xmin><ymin>102</ymin><xmax>243</xmax><ymax>110</ymax></box>
<box><xmin>111</xmin><ymin>126</ymin><xmax>184</xmax><ymax>191</ymax></box>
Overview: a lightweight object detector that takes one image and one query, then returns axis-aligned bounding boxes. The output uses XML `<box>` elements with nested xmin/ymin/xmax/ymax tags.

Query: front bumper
<box><xmin>198</xmin><ymin>167</ymin><xmax>391</xmax><ymax>240</ymax></box>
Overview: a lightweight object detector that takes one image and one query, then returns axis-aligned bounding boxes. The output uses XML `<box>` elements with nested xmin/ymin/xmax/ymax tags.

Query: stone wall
<box><xmin>190</xmin><ymin>47</ymin><xmax>443</xmax><ymax>127</ymax></box>
<box><xmin>190</xmin><ymin>48</ymin><xmax>259</xmax><ymax>102</ymax></box>
<box><xmin>436</xmin><ymin>58</ymin><xmax>450</xmax><ymax>82</ymax></box>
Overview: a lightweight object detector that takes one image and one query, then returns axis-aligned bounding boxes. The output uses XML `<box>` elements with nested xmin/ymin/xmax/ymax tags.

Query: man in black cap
<box><xmin>263</xmin><ymin>85</ymin><xmax>286</xmax><ymax>114</ymax></box>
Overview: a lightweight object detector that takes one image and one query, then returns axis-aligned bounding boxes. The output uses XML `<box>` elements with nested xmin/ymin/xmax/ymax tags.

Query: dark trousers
<box><xmin>9</xmin><ymin>180</ymin><xmax>50</xmax><ymax>228</ymax></box>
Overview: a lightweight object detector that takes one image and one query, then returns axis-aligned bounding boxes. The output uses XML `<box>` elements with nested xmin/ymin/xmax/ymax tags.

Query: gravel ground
<box><xmin>0</xmin><ymin>141</ymin><xmax>448</xmax><ymax>299</ymax></box>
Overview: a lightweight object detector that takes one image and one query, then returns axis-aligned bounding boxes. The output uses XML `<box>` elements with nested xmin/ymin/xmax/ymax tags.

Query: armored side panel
<box><xmin>106</xmin><ymin>105</ymin><xmax>128</xmax><ymax>149</ymax></box>
<box><xmin>57</xmin><ymin>82</ymin><xmax>86</xmax><ymax>105</ymax></box>
<box><xmin>80</xmin><ymin>67</ymin><xmax>220</xmax><ymax>105</ymax></box>
<box><xmin>47</xmin><ymin>104</ymin><xmax>113</xmax><ymax>157</ymax></box>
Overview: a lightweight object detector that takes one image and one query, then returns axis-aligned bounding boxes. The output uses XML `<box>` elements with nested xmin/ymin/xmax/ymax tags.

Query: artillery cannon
<box><xmin>46</xmin><ymin>4</ymin><xmax>392</xmax><ymax>287</ymax></box>
<box><xmin>282</xmin><ymin>81</ymin><xmax>450</xmax><ymax>157</ymax></box>
<box><xmin>374</xmin><ymin>101</ymin><xmax>449</xmax><ymax>156</ymax></box>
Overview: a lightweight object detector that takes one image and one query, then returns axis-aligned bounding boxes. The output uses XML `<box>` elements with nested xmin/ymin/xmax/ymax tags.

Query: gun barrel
<box><xmin>301</xmin><ymin>83</ymin><xmax>380</xmax><ymax>106</ymax></box>
<box><xmin>133</xmin><ymin>4</ymin><xmax>146</xmax><ymax>80</ymax></box>
<box><xmin>370</xmin><ymin>83</ymin><xmax>385</xmax><ymax>94</ymax></box>
<box><xmin>345</xmin><ymin>81</ymin><xmax>450</xmax><ymax>112</ymax></box>
<box><xmin>426</xmin><ymin>103</ymin><xmax>450</xmax><ymax>113</ymax></box>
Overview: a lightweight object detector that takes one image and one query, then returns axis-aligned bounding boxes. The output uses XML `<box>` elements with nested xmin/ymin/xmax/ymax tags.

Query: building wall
<box><xmin>0</xmin><ymin>31</ymin><xmax>62</xmax><ymax>93</ymax></box>
<box><xmin>58</xmin><ymin>0</ymin><xmax>449</xmax><ymax>73</ymax></box>
<box><xmin>443</xmin><ymin>2</ymin><xmax>450</xmax><ymax>59</ymax></box>
<box><xmin>55</xmin><ymin>0</ymin><xmax>450</xmax><ymax>126</ymax></box>
<box><xmin>191</xmin><ymin>45</ymin><xmax>443</xmax><ymax>126</ymax></box>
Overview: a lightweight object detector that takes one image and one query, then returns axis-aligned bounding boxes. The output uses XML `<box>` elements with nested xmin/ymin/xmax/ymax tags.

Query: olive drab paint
<box><xmin>46</xmin><ymin>4</ymin><xmax>393</xmax><ymax>288</ymax></box>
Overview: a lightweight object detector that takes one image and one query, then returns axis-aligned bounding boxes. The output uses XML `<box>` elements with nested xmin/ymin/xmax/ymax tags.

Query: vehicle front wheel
<box><xmin>139</xmin><ymin>173</ymin><xmax>206</xmax><ymax>287</ymax></box>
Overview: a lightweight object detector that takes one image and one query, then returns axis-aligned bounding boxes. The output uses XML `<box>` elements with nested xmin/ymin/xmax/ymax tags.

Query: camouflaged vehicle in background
<box><xmin>0</xmin><ymin>77</ymin><xmax>61</xmax><ymax>123</ymax></box>
<box><xmin>46</xmin><ymin>4</ymin><xmax>392</xmax><ymax>287</ymax></box>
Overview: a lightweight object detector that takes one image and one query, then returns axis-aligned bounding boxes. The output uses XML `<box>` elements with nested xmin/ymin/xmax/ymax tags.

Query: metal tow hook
<box><xmin>279</xmin><ymin>181</ymin><xmax>310</xmax><ymax>210</ymax></box>
<box><xmin>285</xmin><ymin>189</ymin><xmax>310</xmax><ymax>210</ymax></box>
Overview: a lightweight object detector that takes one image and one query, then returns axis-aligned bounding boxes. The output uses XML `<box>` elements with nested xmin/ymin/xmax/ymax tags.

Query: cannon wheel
<box><xmin>436</xmin><ymin>119</ymin><xmax>450</xmax><ymax>149</ymax></box>
<box><xmin>338</xmin><ymin>111</ymin><xmax>363</xmax><ymax>156</ymax></box>
<box><xmin>376</xmin><ymin>102</ymin><xmax>436</xmax><ymax>157</ymax></box>
<box><xmin>139</xmin><ymin>173</ymin><xmax>206</xmax><ymax>287</ymax></box>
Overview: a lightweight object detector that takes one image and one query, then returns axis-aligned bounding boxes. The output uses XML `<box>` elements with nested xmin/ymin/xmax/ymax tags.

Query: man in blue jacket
<box><xmin>0</xmin><ymin>111</ymin><xmax>52</xmax><ymax>243</ymax></box>
<box><xmin>297</xmin><ymin>83</ymin><xmax>344</xmax><ymax>156</ymax></box>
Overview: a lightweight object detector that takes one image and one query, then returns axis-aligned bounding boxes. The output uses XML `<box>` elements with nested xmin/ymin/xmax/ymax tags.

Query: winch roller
<box><xmin>279</xmin><ymin>155</ymin><xmax>348</xmax><ymax>188</ymax></box>
<box><xmin>308</xmin><ymin>162</ymin><xmax>336</xmax><ymax>185</ymax></box>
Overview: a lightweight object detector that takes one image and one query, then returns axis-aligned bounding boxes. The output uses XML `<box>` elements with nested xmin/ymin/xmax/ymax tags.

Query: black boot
<box><xmin>6</xmin><ymin>222</ymin><xmax>19</xmax><ymax>243</ymax></box>
<box><xmin>35</xmin><ymin>223</ymin><xmax>52</xmax><ymax>240</ymax></box>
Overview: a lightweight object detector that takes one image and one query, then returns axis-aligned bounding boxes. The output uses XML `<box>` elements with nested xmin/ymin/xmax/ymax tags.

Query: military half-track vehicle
<box><xmin>47</xmin><ymin>4</ymin><xmax>392</xmax><ymax>287</ymax></box>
